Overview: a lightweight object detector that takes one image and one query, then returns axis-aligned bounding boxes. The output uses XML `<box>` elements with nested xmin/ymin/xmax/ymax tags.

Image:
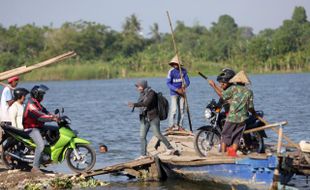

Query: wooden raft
<box><xmin>77</xmin><ymin>156</ymin><xmax>160</xmax><ymax>180</ymax></box>
<box><xmin>147</xmin><ymin>132</ymin><xmax>270</xmax><ymax>167</ymax></box>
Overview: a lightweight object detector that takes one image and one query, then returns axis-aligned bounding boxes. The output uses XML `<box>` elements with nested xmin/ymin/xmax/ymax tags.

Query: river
<box><xmin>6</xmin><ymin>73</ymin><xmax>310</xmax><ymax>189</ymax></box>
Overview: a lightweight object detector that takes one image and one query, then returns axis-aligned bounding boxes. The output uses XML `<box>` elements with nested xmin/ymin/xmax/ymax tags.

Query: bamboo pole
<box><xmin>0</xmin><ymin>66</ymin><xmax>27</xmax><ymax>77</ymax></box>
<box><xmin>257</xmin><ymin>116</ymin><xmax>300</xmax><ymax>150</ymax></box>
<box><xmin>0</xmin><ymin>51</ymin><xmax>76</xmax><ymax>81</ymax></box>
<box><xmin>166</xmin><ymin>11</ymin><xmax>193</xmax><ymax>132</ymax></box>
<box><xmin>243</xmin><ymin>121</ymin><xmax>288</xmax><ymax>134</ymax></box>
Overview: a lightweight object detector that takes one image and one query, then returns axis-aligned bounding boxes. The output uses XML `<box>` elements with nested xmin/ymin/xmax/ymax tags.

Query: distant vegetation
<box><xmin>0</xmin><ymin>6</ymin><xmax>309</xmax><ymax>81</ymax></box>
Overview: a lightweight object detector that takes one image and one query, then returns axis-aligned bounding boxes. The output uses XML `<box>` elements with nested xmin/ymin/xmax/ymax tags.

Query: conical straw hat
<box><xmin>229</xmin><ymin>70</ymin><xmax>251</xmax><ymax>84</ymax></box>
<box><xmin>168</xmin><ymin>55</ymin><xmax>184</xmax><ymax>66</ymax></box>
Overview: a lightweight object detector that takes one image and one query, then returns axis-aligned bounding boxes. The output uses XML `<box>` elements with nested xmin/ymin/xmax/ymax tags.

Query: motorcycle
<box><xmin>194</xmin><ymin>99</ymin><xmax>267</xmax><ymax>157</ymax></box>
<box><xmin>0</xmin><ymin>108</ymin><xmax>96</xmax><ymax>173</ymax></box>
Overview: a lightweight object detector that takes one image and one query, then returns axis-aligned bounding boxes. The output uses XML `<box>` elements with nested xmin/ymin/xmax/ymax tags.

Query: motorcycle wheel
<box><xmin>242</xmin><ymin>132</ymin><xmax>265</xmax><ymax>154</ymax></box>
<box><xmin>194</xmin><ymin>128</ymin><xmax>221</xmax><ymax>157</ymax></box>
<box><xmin>1</xmin><ymin>138</ymin><xmax>30</xmax><ymax>170</ymax></box>
<box><xmin>66</xmin><ymin>144</ymin><xmax>96</xmax><ymax>173</ymax></box>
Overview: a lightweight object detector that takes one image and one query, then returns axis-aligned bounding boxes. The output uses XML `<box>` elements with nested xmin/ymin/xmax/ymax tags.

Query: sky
<box><xmin>1</xmin><ymin>0</ymin><xmax>310</xmax><ymax>36</ymax></box>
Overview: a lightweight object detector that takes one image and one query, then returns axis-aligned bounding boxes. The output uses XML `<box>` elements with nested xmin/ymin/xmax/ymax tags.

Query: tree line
<box><xmin>0</xmin><ymin>6</ymin><xmax>309</xmax><ymax>80</ymax></box>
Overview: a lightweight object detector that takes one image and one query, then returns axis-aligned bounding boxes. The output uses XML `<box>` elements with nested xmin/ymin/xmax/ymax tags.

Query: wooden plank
<box><xmin>79</xmin><ymin>156</ymin><xmax>155</xmax><ymax>177</ymax></box>
<box><xmin>243</xmin><ymin>121</ymin><xmax>287</xmax><ymax>134</ymax></box>
<box><xmin>123</xmin><ymin>168</ymin><xmax>141</xmax><ymax>178</ymax></box>
<box><xmin>256</xmin><ymin>116</ymin><xmax>300</xmax><ymax>150</ymax></box>
<box><xmin>164</xmin><ymin>130</ymin><xmax>193</xmax><ymax>136</ymax></box>
<box><xmin>148</xmin><ymin>163</ymin><xmax>159</xmax><ymax>179</ymax></box>
<box><xmin>162</xmin><ymin>158</ymin><xmax>236</xmax><ymax>166</ymax></box>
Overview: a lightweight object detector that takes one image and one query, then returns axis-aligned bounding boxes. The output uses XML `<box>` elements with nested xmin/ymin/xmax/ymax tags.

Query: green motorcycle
<box><xmin>0</xmin><ymin>108</ymin><xmax>96</xmax><ymax>173</ymax></box>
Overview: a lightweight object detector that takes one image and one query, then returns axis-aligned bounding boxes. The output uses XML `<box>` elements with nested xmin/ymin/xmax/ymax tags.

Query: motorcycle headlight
<box><xmin>204</xmin><ymin>108</ymin><xmax>212</xmax><ymax>119</ymax></box>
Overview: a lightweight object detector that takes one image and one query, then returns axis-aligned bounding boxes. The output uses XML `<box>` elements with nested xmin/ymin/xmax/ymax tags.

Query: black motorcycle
<box><xmin>194</xmin><ymin>99</ymin><xmax>267</xmax><ymax>157</ymax></box>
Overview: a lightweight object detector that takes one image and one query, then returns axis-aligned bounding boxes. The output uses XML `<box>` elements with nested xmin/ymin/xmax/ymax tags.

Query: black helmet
<box><xmin>30</xmin><ymin>84</ymin><xmax>49</xmax><ymax>102</ymax></box>
<box><xmin>13</xmin><ymin>88</ymin><xmax>29</xmax><ymax>100</ymax></box>
<box><xmin>216</xmin><ymin>68</ymin><xmax>236</xmax><ymax>83</ymax></box>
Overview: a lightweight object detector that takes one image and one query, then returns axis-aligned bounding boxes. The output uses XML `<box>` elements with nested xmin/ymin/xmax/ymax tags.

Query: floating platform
<box><xmin>77</xmin><ymin>130</ymin><xmax>309</xmax><ymax>189</ymax></box>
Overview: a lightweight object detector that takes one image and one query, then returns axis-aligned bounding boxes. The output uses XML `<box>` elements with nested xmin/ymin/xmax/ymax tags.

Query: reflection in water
<box><xmin>103</xmin><ymin>179</ymin><xmax>231</xmax><ymax>190</ymax></box>
<box><xmin>6</xmin><ymin>73</ymin><xmax>309</xmax><ymax>189</ymax></box>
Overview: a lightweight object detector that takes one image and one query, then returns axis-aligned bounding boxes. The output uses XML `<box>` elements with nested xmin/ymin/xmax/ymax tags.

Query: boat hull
<box><xmin>161</xmin><ymin>156</ymin><xmax>277</xmax><ymax>189</ymax></box>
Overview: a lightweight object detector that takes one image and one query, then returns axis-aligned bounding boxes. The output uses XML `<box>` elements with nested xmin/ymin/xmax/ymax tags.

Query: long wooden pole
<box><xmin>166</xmin><ymin>11</ymin><xmax>193</xmax><ymax>132</ymax></box>
<box><xmin>0</xmin><ymin>51</ymin><xmax>76</xmax><ymax>81</ymax></box>
<box><xmin>0</xmin><ymin>66</ymin><xmax>27</xmax><ymax>77</ymax></box>
<box><xmin>257</xmin><ymin>116</ymin><xmax>300</xmax><ymax>150</ymax></box>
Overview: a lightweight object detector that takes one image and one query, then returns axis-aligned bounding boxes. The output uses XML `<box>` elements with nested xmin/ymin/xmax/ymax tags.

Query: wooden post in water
<box><xmin>271</xmin><ymin>124</ymin><xmax>284</xmax><ymax>189</ymax></box>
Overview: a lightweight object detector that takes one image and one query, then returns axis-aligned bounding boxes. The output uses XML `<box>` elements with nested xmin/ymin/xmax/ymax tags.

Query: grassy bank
<box><xmin>22</xmin><ymin>61</ymin><xmax>223</xmax><ymax>81</ymax></box>
<box><xmin>21</xmin><ymin>61</ymin><xmax>310</xmax><ymax>81</ymax></box>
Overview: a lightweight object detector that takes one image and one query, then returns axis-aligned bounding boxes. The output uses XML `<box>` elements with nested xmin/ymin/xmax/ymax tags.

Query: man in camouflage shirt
<box><xmin>213</xmin><ymin>70</ymin><xmax>257</xmax><ymax>156</ymax></box>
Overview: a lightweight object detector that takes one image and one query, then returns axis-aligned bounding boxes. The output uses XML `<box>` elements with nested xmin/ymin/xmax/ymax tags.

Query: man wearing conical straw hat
<box><xmin>216</xmin><ymin>70</ymin><xmax>257</xmax><ymax>156</ymax></box>
<box><xmin>166</xmin><ymin>55</ymin><xmax>190</xmax><ymax>131</ymax></box>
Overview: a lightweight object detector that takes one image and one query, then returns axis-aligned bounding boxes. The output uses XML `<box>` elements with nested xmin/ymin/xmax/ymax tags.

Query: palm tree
<box><xmin>149</xmin><ymin>23</ymin><xmax>161</xmax><ymax>42</ymax></box>
<box><xmin>122</xmin><ymin>14</ymin><xmax>142</xmax><ymax>35</ymax></box>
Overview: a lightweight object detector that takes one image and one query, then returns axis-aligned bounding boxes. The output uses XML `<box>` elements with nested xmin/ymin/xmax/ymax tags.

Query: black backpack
<box><xmin>157</xmin><ymin>92</ymin><xmax>169</xmax><ymax>121</ymax></box>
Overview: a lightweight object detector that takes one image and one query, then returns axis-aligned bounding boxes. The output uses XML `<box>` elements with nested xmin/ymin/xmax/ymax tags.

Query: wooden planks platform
<box><xmin>77</xmin><ymin>156</ymin><xmax>159</xmax><ymax>180</ymax></box>
<box><xmin>77</xmin><ymin>131</ymin><xmax>273</xmax><ymax>180</ymax></box>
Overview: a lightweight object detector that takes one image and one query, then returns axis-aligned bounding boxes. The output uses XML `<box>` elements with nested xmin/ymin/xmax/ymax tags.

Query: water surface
<box><xmin>7</xmin><ymin>73</ymin><xmax>310</xmax><ymax>189</ymax></box>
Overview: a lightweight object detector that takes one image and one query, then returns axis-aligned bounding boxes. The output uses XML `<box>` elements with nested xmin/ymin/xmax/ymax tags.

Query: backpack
<box><xmin>157</xmin><ymin>92</ymin><xmax>169</xmax><ymax>121</ymax></box>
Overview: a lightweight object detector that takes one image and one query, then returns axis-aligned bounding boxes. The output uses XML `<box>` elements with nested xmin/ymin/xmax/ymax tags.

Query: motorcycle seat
<box><xmin>1</xmin><ymin>125</ymin><xmax>31</xmax><ymax>139</ymax></box>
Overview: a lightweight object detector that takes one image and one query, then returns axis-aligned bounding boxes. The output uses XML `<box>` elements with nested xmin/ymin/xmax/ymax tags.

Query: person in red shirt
<box><xmin>23</xmin><ymin>84</ymin><xmax>59</xmax><ymax>173</ymax></box>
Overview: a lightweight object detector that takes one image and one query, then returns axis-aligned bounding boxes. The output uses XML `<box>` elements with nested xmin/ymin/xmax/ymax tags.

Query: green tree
<box><xmin>149</xmin><ymin>23</ymin><xmax>161</xmax><ymax>42</ymax></box>
<box><xmin>248</xmin><ymin>29</ymin><xmax>274</xmax><ymax>62</ymax></box>
<box><xmin>292</xmin><ymin>6</ymin><xmax>307</xmax><ymax>24</ymax></box>
<box><xmin>208</xmin><ymin>15</ymin><xmax>238</xmax><ymax>61</ymax></box>
<box><xmin>120</xmin><ymin>14</ymin><xmax>145</xmax><ymax>56</ymax></box>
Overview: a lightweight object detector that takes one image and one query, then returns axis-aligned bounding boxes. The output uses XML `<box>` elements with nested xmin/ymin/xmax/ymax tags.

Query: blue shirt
<box><xmin>166</xmin><ymin>68</ymin><xmax>190</xmax><ymax>95</ymax></box>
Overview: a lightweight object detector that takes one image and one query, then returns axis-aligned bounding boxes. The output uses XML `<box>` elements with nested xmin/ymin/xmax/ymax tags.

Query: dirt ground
<box><xmin>0</xmin><ymin>163</ymin><xmax>62</xmax><ymax>189</ymax></box>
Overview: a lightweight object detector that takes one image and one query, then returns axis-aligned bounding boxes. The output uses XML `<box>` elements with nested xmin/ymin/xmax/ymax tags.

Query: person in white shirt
<box><xmin>1</xmin><ymin>76</ymin><xmax>19</xmax><ymax>122</ymax></box>
<box><xmin>9</xmin><ymin>88</ymin><xmax>29</xmax><ymax>130</ymax></box>
<box><xmin>0</xmin><ymin>76</ymin><xmax>19</xmax><ymax>153</ymax></box>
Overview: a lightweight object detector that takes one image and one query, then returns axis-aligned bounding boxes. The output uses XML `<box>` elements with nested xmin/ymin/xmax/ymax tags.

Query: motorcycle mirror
<box><xmin>61</xmin><ymin>107</ymin><xmax>64</xmax><ymax>113</ymax></box>
<box><xmin>54</xmin><ymin>109</ymin><xmax>60</xmax><ymax>114</ymax></box>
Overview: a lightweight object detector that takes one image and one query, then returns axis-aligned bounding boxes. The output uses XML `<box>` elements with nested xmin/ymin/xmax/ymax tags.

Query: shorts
<box><xmin>221</xmin><ymin>121</ymin><xmax>245</xmax><ymax>146</ymax></box>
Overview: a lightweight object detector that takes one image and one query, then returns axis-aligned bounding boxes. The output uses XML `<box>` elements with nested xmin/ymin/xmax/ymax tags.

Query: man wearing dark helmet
<box><xmin>208</xmin><ymin>68</ymin><xmax>236</xmax><ymax>113</ymax></box>
<box><xmin>23</xmin><ymin>84</ymin><xmax>59</xmax><ymax>173</ymax></box>
<box><xmin>208</xmin><ymin>68</ymin><xmax>236</xmax><ymax>98</ymax></box>
<box><xmin>209</xmin><ymin>70</ymin><xmax>257</xmax><ymax>157</ymax></box>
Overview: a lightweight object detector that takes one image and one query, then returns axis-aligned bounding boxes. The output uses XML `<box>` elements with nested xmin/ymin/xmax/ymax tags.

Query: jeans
<box><xmin>140</xmin><ymin>116</ymin><xmax>173</xmax><ymax>156</ymax></box>
<box><xmin>168</xmin><ymin>95</ymin><xmax>185</xmax><ymax>127</ymax></box>
<box><xmin>28</xmin><ymin>128</ymin><xmax>45</xmax><ymax>169</ymax></box>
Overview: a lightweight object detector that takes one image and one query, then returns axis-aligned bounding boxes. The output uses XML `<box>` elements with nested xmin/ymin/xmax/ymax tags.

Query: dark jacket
<box><xmin>134</xmin><ymin>88</ymin><xmax>158</xmax><ymax>120</ymax></box>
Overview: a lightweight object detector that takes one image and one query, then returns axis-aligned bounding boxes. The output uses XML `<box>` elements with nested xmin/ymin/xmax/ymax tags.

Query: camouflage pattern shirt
<box><xmin>222</xmin><ymin>84</ymin><xmax>254</xmax><ymax>123</ymax></box>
